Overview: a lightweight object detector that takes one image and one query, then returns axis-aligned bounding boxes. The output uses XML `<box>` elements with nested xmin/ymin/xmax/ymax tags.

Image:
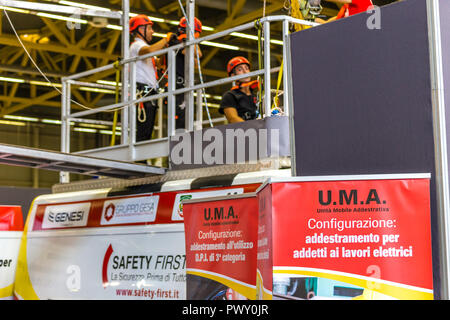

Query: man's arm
<box><xmin>315</xmin><ymin>16</ymin><xmax>338</xmax><ymax>23</ymax></box>
<box><xmin>138</xmin><ymin>38</ymin><xmax>168</xmax><ymax>56</ymax></box>
<box><xmin>323</xmin><ymin>0</ymin><xmax>352</xmax><ymax>4</ymax></box>
<box><xmin>223</xmin><ymin>107</ymin><xmax>244</xmax><ymax>123</ymax></box>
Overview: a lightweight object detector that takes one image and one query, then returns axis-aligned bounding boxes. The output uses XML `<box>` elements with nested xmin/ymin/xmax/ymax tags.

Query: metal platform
<box><xmin>0</xmin><ymin>143</ymin><xmax>165</xmax><ymax>179</ymax></box>
<box><xmin>52</xmin><ymin>157</ymin><xmax>291</xmax><ymax>193</ymax></box>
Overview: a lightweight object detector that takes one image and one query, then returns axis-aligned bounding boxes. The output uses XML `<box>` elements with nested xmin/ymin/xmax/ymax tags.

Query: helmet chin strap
<box><xmin>231</xmin><ymin>79</ymin><xmax>259</xmax><ymax>91</ymax></box>
<box><xmin>137</xmin><ymin>26</ymin><xmax>151</xmax><ymax>45</ymax></box>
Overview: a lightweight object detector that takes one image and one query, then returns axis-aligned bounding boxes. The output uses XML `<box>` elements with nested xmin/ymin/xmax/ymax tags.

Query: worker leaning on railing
<box><xmin>129</xmin><ymin>14</ymin><xmax>170</xmax><ymax>142</ymax></box>
<box><xmin>219</xmin><ymin>56</ymin><xmax>259</xmax><ymax>124</ymax></box>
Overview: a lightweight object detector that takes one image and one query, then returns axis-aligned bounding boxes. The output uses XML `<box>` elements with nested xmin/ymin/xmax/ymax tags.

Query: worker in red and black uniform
<box><xmin>129</xmin><ymin>15</ymin><xmax>169</xmax><ymax>141</ymax></box>
<box><xmin>166</xmin><ymin>17</ymin><xmax>203</xmax><ymax>129</ymax></box>
<box><xmin>219</xmin><ymin>56</ymin><xmax>259</xmax><ymax>123</ymax></box>
<box><xmin>316</xmin><ymin>0</ymin><xmax>374</xmax><ymax>23</ymax></box>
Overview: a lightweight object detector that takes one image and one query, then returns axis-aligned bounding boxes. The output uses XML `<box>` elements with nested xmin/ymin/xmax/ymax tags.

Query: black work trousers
<box><xmin>136</xmin><ymin>83</ymin><xmax>158</xmax><ymax>142</ymax></box>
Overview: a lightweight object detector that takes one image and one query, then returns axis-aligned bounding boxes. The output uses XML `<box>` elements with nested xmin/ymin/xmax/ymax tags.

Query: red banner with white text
<box><xmin>184</xmin><ymin>195</ymin><xmax>258</xmax><ymax>300</ymax></box>
<box><xmin>257</xmin><ymin>177</ymin><xmax>433</xmax><ymax>300</ymax></box>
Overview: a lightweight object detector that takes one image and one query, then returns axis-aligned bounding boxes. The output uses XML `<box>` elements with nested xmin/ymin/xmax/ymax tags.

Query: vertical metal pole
<box><xmin>283</xmin><ymin>22</ymin><xmax>296</xmax><ymax>177</ymax></box>
<box><xmin>129</xmin><ymin>61</ymin><xmax>137</xmax><ymax>161</ymax></box>
<box><xmin>156</xmin><ymin>97</ymin><xmax>164</xmax><ymax>167</ymax></box>
<box><xmin>157</xmin><ymin>97</ymin><xmax>163</xmax><ymax>139</ymax></box>
<box><xmin>32</xmin><ymin>126</ymin><xmax>39</xmax><ymax>188</ymax></box>
<box><xmin>184</xmin><ymin>0</ymin><xmax>195</xmax><ymax>131</ymax></box>
<box><xmin>195</xmin><ymin>89</ymin><xmax>203</xmax><ymax>130</ymax></box>
<box><xmin>60</xmin><ymin>80</ymin><xmax>70</xmax><ymax>183</ymax></box>
<box><xmin>282</xmin><ymin>19</ymin><xmax>289</xmax><ymax>116</ymax></box>
<box><xmin>263</xmin><ymin>20</ymin><xmax>271</xmax><ymax>117</ymax></box>
<box><xmin>168</xmin><ymin>48</ymin><xmax>176</xmax><ymax>137</ymax></box>
<box><xmin>428</xmin><ymin>0</ymin><xmax>450</xmax><ymax>299</ymax></box>
<box><xmin>121</xmin><ymin>0</ymin><xmax>130</xmax><ymax>144</ymax></box>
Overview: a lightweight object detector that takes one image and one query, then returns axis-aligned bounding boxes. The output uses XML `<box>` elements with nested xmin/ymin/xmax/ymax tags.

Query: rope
<box><xmin>290</xmin><ymin>0</ymin><xmax>323</xmax><ymax>31</ymax></box>
<box><xmin>2</xmin><ymin>8</ymin><xmax>92</xmax><ymax>110</ymax></box>
<box><xmin>272</xmin><ymin>59</ymin><xmax>284</xmax><ymax>112</ymax></box>
<box><xmin>291</xmin><ymin>0</ymin><xmax>307</xmax><ymax>31</ymax></box>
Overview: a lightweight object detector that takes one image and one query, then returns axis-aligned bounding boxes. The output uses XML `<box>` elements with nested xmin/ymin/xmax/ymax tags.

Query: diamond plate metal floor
<box><xmin>0</xmin><ymin>143</ymin><xmax>165</xmax><ymax>179</ymax></box>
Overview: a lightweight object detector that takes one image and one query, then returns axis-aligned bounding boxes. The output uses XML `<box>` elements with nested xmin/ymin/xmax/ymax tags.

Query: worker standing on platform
<box><xmin>129</xmin><ymin>14</ymin><xmax>169</xmax><ymax>142</ymax></box>
<box><xmin>219</xmin><ymin>56</ymin><xmax>259</xmax><ymax>123</ymax></box>
<box><xmin>316</xmin><ymin>0</ymin><xmax>374</xmax><ymax>23</ymax></box>
<box><xmin>166</xmin><ymin>17</ymin><xmax>203</xmax><ymax>129</ymax></box>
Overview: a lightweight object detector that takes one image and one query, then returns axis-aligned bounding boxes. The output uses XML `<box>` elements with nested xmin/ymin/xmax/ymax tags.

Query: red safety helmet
<box><xmin>227</xmin><ymin>56</ymin><xmax>250</xmax><ymax>76</ymax></box>
<box><xmin>129</xmin><ymin>14</ymin><xmax>153</xmax><ymax>33</ymax></box>
<box><xmin>178</xmin><ymin>17</ymin><xmax>203</xmax><ymax>34</ymax></box>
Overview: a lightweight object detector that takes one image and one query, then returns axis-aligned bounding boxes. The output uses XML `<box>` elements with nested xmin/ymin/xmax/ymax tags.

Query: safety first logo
<box><xmin>102</xmin><ymin>244</ymin><xmax>185</xmax><ymax>299</ymax></box>
<box><xmin>42</xmin><ymin>203</ymin><xmax>90</xmax><ymax>229</ymax></box>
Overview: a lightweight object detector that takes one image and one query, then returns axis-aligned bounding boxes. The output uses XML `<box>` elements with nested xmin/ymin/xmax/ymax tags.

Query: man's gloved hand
<box><xmin>166</xmin><ymin>32</ymin><xmax>179</xmax><ymax>46</ymax></box>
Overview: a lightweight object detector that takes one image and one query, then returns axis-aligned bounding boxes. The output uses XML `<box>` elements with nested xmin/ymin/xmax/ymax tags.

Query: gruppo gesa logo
<box><xmin>104</xmin><ymin>203</ymin><xmax>115</xmax><ymax>222</ymax></box>
<box><xmin>101</xmin><ymin>195</ymin><xmax>159</xmax><ymax>225</ymax></box>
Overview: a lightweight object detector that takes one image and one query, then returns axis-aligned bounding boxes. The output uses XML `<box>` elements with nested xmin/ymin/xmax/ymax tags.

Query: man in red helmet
<box><xmin>129</xmin><ymin>14</ymin><xmax>169</xmax><ymax>142</ymax></box>
<box><xmin>219</xmin><ymin>56</ymin><xmax>259</xmax><ymax>123</ymax></box>
<box><xmin>166</xmin><ymin>17</ymin><xmax>203</xmax><ymax>129</ymax></box>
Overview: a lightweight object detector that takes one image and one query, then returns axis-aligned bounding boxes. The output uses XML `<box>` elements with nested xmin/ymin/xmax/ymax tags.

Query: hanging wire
<box><xmin>2</xmin><ymin>8</ymin><xmax>91</xmax><ymax>111</ymax></box>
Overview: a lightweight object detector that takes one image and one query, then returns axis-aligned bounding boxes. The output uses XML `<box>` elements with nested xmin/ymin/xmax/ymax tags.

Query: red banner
<box><xmin>0</xmin><ymin>206</ymin><xmax>23</xmax><ymax>231</ymax></box>
<box><xmin>257</xmin><ymin>177</ymin><xmax>433</xmax><ymax>300</ymax></box>
<box><xmin>184</xmin><ymin>194</ymin><xmax>258</xmax><ymax>300</ymax></box>
<box><xmin>31</xmin><ymin>184</ymin><xmax>260</xmax><ymax>230</ymax></box>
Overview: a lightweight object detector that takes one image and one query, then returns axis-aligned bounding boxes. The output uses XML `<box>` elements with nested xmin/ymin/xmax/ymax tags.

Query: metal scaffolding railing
<box><xmin>60</xmin><ymin>14</ymin><xmax>317</xmax><ymax>182</ymax></box>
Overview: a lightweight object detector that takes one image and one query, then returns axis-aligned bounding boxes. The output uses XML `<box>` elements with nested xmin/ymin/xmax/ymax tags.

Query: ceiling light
<box><xmin>0</xmin><ymin>119</ymin><xmax>26</xmax><ymax>126</ymax></box>
<box><xmin>231</xmin><ymin>32</ymin><xmax>258</xmax><ymax>41</ymax></box>
<box><xmin>99</xmin><ymin>130</ymin><xmax>121</xmax><ymax>136</ymax></box>
<box><xmin>0</xmin><ymin>76</ymin><xmax>24</xmax><ymax>83</ymax></box>
<box><xmin>79</xmin><ymin>123</ymin><xmax>109</xmax><ymax>129</ymax></box>
<box><xmin>4</xmin><ymin>115</ymin><xmax>39</xmax><ymax>122</ymax></box>
<box><xmin>0</xmin><ymin>5</ymin><xmax>30</xmax><ymax>14</ymax></box>
<box><xmin>203</xmin><ymin>103</ymin><xmax>219</xmax><ymax>108</ymax></box>
<box><xmin>106</xmin><ymin>24</ymin><xmax>122</xmax><ymax>31</ymax></box>
<box><xmin>36</xmin><ymin>12</ymin><xmax>88</xmax><ymax>24</ymax></box>
<box><xmin>97</xmin><ymin>80</ymin><xmax>121</xmax><ymax>87</ymax></box>
<box><xmin>29</xmin><ymin>81</ymin><xmax>62</xmax><ymax>87</ymax></box>
<box><xmin>200</xmin><ymin>41</ymin><xmax>239</xmax><ymax>51</ymax></box>
<box><xmin>78</xmin><ymin>87</ymin><xmax>115</xmax><ymax>94</ymax></box>
<box><xmin>58</xmin><ymin>1</ymin><xmax>111</xmax><ymax>12</ymax></box>
<box><xmin>74</xmin><ymin>127</ymin><xmax>97</xmax><ymax>133</ymax></box>
<box><xmin>42</xmin><ymin>119</ymin><xmax>62</xmax><ymax>125</ymax></box>
<box><xmin>270</xmin><ymin>39</ymin><xmax>283</xmax><ymax>45</ymax></box>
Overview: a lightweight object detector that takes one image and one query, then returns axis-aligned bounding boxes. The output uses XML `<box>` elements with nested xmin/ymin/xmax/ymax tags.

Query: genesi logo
<box><xmin>42</xmin><ymin>203</ymin><xmax>90</xmax><ymax>229</ymax></box>
<box><xmin>48</xmin><ymin>210</ymin><xmax>84</xmax><ymax>223</ymax></box>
